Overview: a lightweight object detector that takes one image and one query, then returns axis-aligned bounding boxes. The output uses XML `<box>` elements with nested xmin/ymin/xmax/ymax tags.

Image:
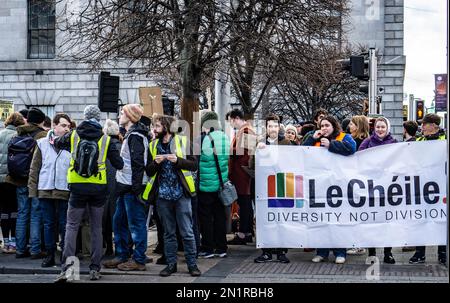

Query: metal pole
<box><xmin>368</xmin><ymin>48</ymin><xmax>378</xmax><ymax>115</ymax></box>
<box><xmin>409</xmin><ymin>94</ymin><xmax>415</xmax><ymax>121</ymax></box>
<box><xmin>446</xmin><ymin>0</ymin><xmax>449</xmax><ymax>270</ymax></box>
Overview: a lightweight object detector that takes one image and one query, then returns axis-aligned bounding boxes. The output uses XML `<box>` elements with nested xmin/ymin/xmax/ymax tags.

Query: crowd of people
<box><xmin>0</xmin><ymin>104</ymin><xmax>447</xmax><ymax>282</ymax></box>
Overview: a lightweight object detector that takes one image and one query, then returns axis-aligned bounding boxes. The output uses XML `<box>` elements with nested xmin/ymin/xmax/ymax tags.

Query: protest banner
<box><xmin>255</xmin><ymin>141</ymin><xmax>447</xmax><ymax>248</ymax></box>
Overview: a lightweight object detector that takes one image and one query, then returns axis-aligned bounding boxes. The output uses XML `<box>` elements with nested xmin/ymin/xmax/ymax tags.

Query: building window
<box><xmin>28</xmin><ymin>0</ymin><xmax>55</xmax><ymax>59</ymax></box>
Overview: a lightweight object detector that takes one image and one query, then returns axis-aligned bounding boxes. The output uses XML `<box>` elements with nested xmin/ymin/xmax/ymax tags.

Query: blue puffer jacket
<box><xmin>199</xmin><ymin>130</ymin><xmax>230</xmax><ymax>192</ymax></box>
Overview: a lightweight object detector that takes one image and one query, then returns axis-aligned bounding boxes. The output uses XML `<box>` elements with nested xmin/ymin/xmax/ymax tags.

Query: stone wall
<box><xmin>379</xmin><ymin>0</ymin><xmax>406</xmax><ymax>138</ymax></box>
<box><xmin>0</xmin><ymin>60</ymin><xmax>157</xmax><ymax>122</ymax></box>
<box><xmin>0</xmin><ymin>0</ymin><xmax>28</xmax><ymax>61</ymax></box>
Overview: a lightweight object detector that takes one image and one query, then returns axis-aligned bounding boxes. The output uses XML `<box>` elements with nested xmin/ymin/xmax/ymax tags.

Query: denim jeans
<box><xmin>190</xmin><ymin>195</ymin><xmax>201</xmax><ymax>253</ymax></box>
<box><xmin>113</xmin><ymin>193</ymin><xmax>148</xmax><ymax>265</ymax></box>
<box><xmin>317</xmin><ymin>248</ymin><xmax>346</xmax><ymax>258</ymax></box>
<box><xmin>40</xmin><ymin>199</ymin><xmax>68</xmax><ymax>255</ymax></box>
<box><xmin>15</xmin><ymin>186</ymin><xmax>42</xmax><ymax>255</ymax></box>
<box><xmin>157</xmin><ymin>196</ymin><xmax>197</xmax><ymax>267</ymax></box>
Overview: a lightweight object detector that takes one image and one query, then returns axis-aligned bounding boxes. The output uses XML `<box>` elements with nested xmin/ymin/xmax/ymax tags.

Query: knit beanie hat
<box><xmin>27</xmin><ymin>107</ymin><xmax>46</xmax><ymax>124</ymax></box>
<box><xmin>84</xmin><ymin>105</ymin><xmax>101</xmax><ymax>122</ymax></box>
<box><xmin>285</xmin><ymin>124</ymin><xmax>298</xmax><ymax>137</ymax></box>
<box><xmin>123</xmin><ymin>104</ymin><xmax>144</xmax><ymax>123</ymax></box>
<box><xmin>201</xmin><ymin>111</ymin><xmax>220</xmax><ymax>129</ymax></box>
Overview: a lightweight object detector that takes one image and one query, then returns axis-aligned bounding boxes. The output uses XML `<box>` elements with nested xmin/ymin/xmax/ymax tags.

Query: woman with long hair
<box><xmin>302</xmin><ymin>115</ymin><xmax>357</xmax><ymax>264</ymax></box>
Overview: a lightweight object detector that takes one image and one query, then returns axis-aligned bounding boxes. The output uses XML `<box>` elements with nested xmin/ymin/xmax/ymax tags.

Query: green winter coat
<box><xmin>0</xmin><ymin>125</ymin><xmax>18</xmax><ymax>183</ymax></box>
<box><xmin>199</xmin><ymin>130</ymin><xmax>230</xmax><ymax>192</ymax></box>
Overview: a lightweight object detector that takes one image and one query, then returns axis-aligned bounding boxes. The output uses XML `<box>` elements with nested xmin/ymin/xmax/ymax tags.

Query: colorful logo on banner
<box><xmin>267</xmin><ymin>173</ymin><xmax>304</xmax><ymax>208</ymax></box>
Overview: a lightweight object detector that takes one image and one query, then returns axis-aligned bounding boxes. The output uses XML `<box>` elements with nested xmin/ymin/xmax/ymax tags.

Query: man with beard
<box><xmin>144</xmin><ymin>114</ymin><xmax>200</xmax><ymax>277</ymax></box>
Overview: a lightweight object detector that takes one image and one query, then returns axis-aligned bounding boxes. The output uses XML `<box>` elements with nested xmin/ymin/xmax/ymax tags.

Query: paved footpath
<box><xmin>0</xmin><ymin>232</ymin><xmax>448</xmax><ymax>283</ymax></box>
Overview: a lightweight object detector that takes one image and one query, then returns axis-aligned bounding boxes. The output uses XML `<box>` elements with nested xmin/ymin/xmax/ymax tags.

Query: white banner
<box><xmin>255</xmin><ymin>141</ymin><xmax>448</xmax><ymax>248</ymax></box>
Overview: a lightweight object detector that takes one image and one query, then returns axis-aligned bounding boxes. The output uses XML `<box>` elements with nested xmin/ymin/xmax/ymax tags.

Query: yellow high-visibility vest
<box><xmin>142</xmin><ymin>134</ymin><xmax>196</xmax><ymax>201</ymax></box>
<box><xmin>67</xmin><ymin>131</ymin><xmax>110</xmax><ymax>184</ymax></box>
<box><xmin>416</xmin><ymin>134</ymin><xmax>446</xmax><ymax>141</ymax></box>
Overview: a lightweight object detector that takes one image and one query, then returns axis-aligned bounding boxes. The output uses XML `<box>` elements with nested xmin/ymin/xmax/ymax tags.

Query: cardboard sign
<box><xmin>139</xmin><ymin>87</ymin><xmax>163</xmax><ymax>117</ymax></box>
<box><xmin>0</xmin><ymin>100</ymin><xmax>14</xmax><ymax>122</ymax></box>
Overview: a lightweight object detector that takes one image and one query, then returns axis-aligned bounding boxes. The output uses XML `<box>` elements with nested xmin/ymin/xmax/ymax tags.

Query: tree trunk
<box><xmin>181</xmin><ymin>96</ymin><xmax>199</xmax><ymax>141</ymax></box>
<box><xmin>179</xmin><ymin>34</ymin><xmax>200</xmax><ymax>141</ymax></box>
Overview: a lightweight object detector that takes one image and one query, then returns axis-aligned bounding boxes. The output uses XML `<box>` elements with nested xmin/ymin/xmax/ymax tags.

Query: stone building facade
<box><xmin>347</xmin><ymin>0</ymin><xmax>405</xmax><ymax>138</ymax></box>
<box><xmin>1</xmin><ymin>0</ymin><xmax>404</xmax><ymax>138</ymax></box>
<box><xmin>0</xmin><ymin>0</ymin><xmax>157</xmax><ymax>123</ymax></box>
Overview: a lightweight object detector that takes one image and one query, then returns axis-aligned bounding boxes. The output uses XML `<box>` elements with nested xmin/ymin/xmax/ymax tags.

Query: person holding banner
<box><xmin>409</xmin><ymin>113</ymin><xmax>447</xmax><ymax>266</ymax></box>
<box><xmin>358</xmin><ymin>116</ymin><xmax>398</xmax><ymax>264</ymax></box>
<box><xmin>302</xmin><ymin>115</ymin><xmax>356</xmax><ymax>264</ymax></box>
<box><xmin>345</xmin><ymin>115</ymin><xmax>370</xmax><ymax>256</ymax></box>
<box><xmin>254</xmin><ymin>114</ymin><xmax>292</xmax><ymax>264</ymax></box>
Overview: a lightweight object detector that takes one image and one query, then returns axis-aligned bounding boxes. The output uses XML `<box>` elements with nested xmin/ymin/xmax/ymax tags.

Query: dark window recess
<box><xmin>28</xmin><ymin>0</ymin><xmax>55</xmax><ymax>59</ymax></box>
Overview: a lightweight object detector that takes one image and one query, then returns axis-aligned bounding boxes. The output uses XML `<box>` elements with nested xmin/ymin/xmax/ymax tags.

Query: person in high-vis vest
<box><xmin>144</xmin><ymin>114</ymin><xmax>200</xmax><ymax>277</ymax></box>
<box><xmin>410</xmin><ymin>113</ymin><xmax>446</xmax><ymax>266</ymax></box>
<box><xmin>103</xmin><ymin>104</ymin><xmax>150</xmax><ymax>271</ymax></box>
<box><xmin>53</xmin><ymin>105</ymin><xmax>123</xmax><ymax>282</ymax></box>
<box><xmin>303</xmin><ymin>115</ymin><xmax>356</xmax><ymax>265</ymax></box>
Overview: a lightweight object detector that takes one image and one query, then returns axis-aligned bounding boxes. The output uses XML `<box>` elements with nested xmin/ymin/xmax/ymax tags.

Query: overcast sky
<box><xmin>404</xmin><ymin>0</ymin><xmax>448</xmax><ymax>107</ymax></box>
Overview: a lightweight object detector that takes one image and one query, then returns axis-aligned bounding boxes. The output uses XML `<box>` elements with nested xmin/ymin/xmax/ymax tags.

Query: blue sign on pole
<box><xmin>434</xmin><ymin>74</ymin><xmax>447</xmax><ymax>112</ymax></box>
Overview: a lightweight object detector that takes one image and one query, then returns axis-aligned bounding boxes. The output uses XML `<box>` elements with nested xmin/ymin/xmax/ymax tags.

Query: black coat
<box><xmin>116</xmin><ymin>122</ymin><xmax>149</xmax><ymax>196</ymax></box>
<box><xmin>54</xmin><ymin>120</ymin><xmax>124</xmax><ymax>196</ymax></box>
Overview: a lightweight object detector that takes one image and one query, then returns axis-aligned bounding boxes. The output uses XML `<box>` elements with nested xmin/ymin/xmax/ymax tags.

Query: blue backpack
<box><xmin>7</xmin><ymin>130</ymin><xmax>40</xmax><ymax>179</ymax></box>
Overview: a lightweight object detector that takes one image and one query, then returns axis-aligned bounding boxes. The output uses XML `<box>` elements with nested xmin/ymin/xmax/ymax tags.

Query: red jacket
<box><xmin>228</xmin><ymin>123</ymin><xmax>256</xmax><ymax>195</ymax></box>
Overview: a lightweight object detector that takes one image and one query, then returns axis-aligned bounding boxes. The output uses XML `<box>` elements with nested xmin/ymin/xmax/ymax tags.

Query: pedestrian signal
<box><xmin>416</xmin><ymin>100</ymin><xmax>424</xmax><ymax>121</ymax></box>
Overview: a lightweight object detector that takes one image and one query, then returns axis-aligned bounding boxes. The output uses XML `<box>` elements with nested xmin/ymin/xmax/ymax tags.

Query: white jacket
<box><xmin>36</xmin><ymin>134</ymin><xmax>71</xmax><ymax>191</ymax></box>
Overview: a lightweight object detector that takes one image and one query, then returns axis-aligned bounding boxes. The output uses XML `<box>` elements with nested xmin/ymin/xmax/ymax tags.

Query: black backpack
<box><xmin>7</xmin><ymin>130</ymin><xmax>40</xmax><ymax>179</ymax></box>
<box><xmin>73</xmin><ymin>138</ymin><xmax>99</xmax><ymax>178</ymax></box>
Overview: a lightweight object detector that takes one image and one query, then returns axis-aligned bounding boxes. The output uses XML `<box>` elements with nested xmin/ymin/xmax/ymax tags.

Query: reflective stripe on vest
<box><xmin>314</xmin><ymin>132</ymin><xmax>346</xmax><ymax>147</ymax></box>
<box><xmin>67</xmin><ymin>131</ymin><xmax>110</xmax><ymax>184</ymax></box>
<box><xmin>416</xmin><ymin>134</ymin><xmax>446</xmax><ymax>141</ymax></box>
<box><xmin>141</xmin><ymin>135</ymin><xmax>196</xmax><ymax>201</ymax></box>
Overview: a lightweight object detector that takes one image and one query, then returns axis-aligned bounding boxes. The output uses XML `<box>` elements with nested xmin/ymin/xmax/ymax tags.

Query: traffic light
<box><xmin>416</xmin><ymin>100</ymin><xmax>424</xmax><ymax>121</ymax></box>
<box><xmin>98</xmin><ymin>71</ymin><xmax>120</xmax><ymax>112</ymax></box>
<box><xmin>338</xmin><ymin>56</ymin><xmax>369</xmax><ymax>80</ymax></box>
<box><xmin>337</xmin><ymin>55</ymin><xmax>369</xmax><ymax>94</ymax></box>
